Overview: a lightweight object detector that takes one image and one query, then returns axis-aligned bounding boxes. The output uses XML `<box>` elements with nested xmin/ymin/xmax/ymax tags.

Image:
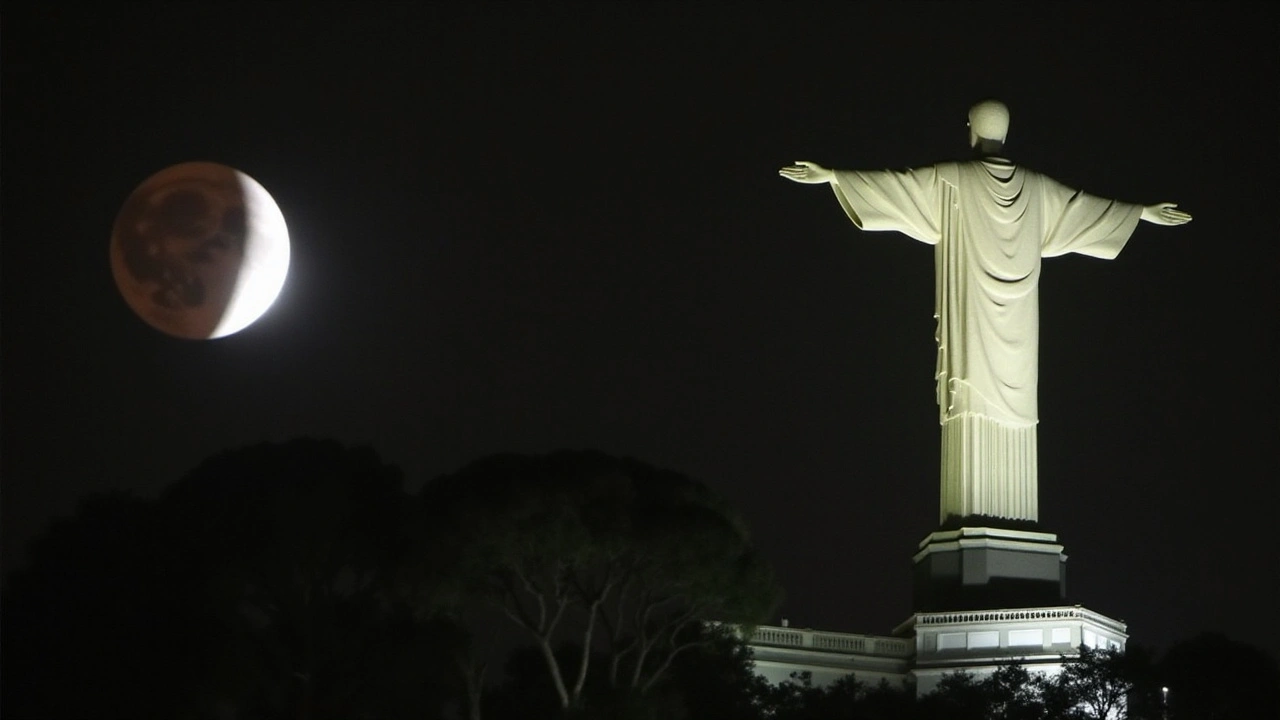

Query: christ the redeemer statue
<box><xmin>780</xmin><ymin>100</ymin><xmax>1191</xmax><ymax>524</ymax></box>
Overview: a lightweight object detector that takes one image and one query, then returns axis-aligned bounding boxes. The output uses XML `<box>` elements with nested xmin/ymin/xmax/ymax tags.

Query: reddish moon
<box><xmin>110</xmin><ymin>162</ymin><xmax>290</xmax><ymax>339</ymax></box>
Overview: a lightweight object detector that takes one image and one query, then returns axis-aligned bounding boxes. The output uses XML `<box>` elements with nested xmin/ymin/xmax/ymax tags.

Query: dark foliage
<box><xmin>5</xmin><ymin>438</ymin><xmax>1276</xmax><ymax>720</ymax></box>
<box><xmin>1158</xmin><ymin>632</ymin><xmax>1280</xmax><ymax>720</ymax></box>
<box><xmin>417</xmin><ymin>450</ymin><xmax>782</xmax><ymax>712</ymax></box>
<box><xmin>1</xmin><ymin>491</ymin><xmax>211</xmax><ymax>718</ymax></box>
<box><xmin>1</xmin><ymin>439</ymin><xmax>455</xmax><ymax>720</ymax></box>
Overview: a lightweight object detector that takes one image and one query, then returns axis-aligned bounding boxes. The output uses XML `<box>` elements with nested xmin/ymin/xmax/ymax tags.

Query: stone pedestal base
<box><xmin>912</xmin><ymin>527</ymin><xmax>1066</xmax><ymax>612</ymax></box>
<box><xmin>896</xmin><ymin>604</ymin><xmax>1128</xmax><ymax>696</ymax></box>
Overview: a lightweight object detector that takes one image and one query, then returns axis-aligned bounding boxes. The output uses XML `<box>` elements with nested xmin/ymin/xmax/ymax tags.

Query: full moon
<box><xmin>110</xmin><ymin>161</ymin><xmax>290</xmax><ymax>339</ymax></box>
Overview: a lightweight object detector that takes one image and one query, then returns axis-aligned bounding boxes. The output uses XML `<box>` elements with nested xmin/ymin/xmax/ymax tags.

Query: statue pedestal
<box><xmin>895</xmin><ymin>604</ymin><xmax>1128</xmax><ymax>696</ymax></box>
<box><xmin>912</xmin><ymin>527</ymin><xmax>1067</xmax><ymax>612</ymax></box>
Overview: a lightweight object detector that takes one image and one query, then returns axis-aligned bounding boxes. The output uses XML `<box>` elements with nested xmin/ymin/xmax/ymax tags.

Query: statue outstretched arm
<box><xmin>1141</xmin><ymin>202</ymin><xmax>1192</xmax><ymax>226</ymax></box>
<box><xmin>779</xmin><ymin>161</ymin><xmax>835</xmax><ymax>185</ymax></box>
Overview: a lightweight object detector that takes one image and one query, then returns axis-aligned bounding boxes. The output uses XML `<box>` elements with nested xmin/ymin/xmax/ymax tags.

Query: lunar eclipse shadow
<box><xmin>110</xmin><ymin>162</ymin><xmax>289</xmax><ymax>340</ymax></box>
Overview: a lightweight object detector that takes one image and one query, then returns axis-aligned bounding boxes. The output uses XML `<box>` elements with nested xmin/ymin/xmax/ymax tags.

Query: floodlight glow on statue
<box><xmin>780</xmin><ymin>100</ymin><xmax>1191</xmax><ymax>523</ymax></box>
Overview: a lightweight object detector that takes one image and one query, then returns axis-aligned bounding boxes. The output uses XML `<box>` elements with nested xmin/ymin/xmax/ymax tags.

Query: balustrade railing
<box><xmin>748</xmin><ymin>627</ymin><xmax>911</xmax><ymax>657</ymax></box>
<box><xmin>916</xmin><ymin>607</ymin><xmax>1083</xmax><ymax>625</ymax></box>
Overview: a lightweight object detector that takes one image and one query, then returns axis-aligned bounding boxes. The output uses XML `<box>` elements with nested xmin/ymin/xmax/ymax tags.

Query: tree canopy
<box><xmin>417</xmin><ymin>450</ymin><xmax>782</xmax><ymax>712</ymax></box>
<box><xmin>5</xmin><ymin>439</ymin><xmax>1276</xmax><ymax>719</ymax></box>
<box><xmin>2</xmin><ymin>441</ymin><xmax>783</xmax><ymax>719</ymax></box>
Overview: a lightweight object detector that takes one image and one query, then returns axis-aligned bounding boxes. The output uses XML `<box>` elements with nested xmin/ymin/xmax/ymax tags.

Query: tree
<box><xmin>987</xmin><ymin>663</ymin><xmax>1054</xmax><ymax>720</ymax></box>
<box><xmin>1</xmin><ymin>439</ymin><xmax>471</xmax><ymax>719</ymax></box>
<box><xmin>766</xmin><ymin>671</ymin><xmax>865</xmax><ymax>720</ymax></box>
<box><xmin>418</xmin><ymin>450</ymin><xmax>781</xmax><ymax>713</ymax></box>
<box><xmin>1041</xmin><ymin>646</ymin><xmax>1138</xmax><ymax>719</ymax></box>
<box><xmin>1</xmin><ymin>491</ymin><xmax>210</xmax><ymax>719</ymax></box>
<box><xmin>663</xmin><ymin>631</ymin><xmax>774</xmax><ymax>720</ymax></box>
<box><xmin>1157</xmin><ymin>633</ymin><xmax>1280</xmax><ymax>720</ymax></box>
<box><xmin>913</xmin><ymin>646</ymin><xmax>1160</xmax><ymax>720</ymax></box>
<box><xmin>917</xmin><ymin>667</ymin><xmax>1039</xmax><ymax>720</ymax></box>
<box><xmin>761</xmin><ymin>669</ymin><xmax>913</xmax><ymax>720</ymax></box>
<box><xmin>157</xmin><ymin>438</ymin><xmax>420</xmax><ymax>719</ymax></box>
<box><xmin>491</xmin><ymin>626</ymin><xmax>777</xmax><ymax>720</ymax></box>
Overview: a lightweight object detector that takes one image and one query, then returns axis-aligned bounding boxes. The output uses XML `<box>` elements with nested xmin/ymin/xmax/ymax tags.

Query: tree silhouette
<box><xmin>418</xmin><ymin>450</ymin><xmax>781</xmax><ymax>713</ymax></box>
<box><xmin>1</xmin><ymin>491</ymin><xmax>211</xmax><ymax>719</ymax></box>
<box><xmin>156</xmin><ymin>438</ymin><xmax>419</xmax><ymax>719</ymax></box>
<box><xmin>1</xmin><ymin>438</ymin><xmax>460</xmax><ymax>719</ymax></box>
<box><xmin>1157</xmin><ymin>632</ymin><xmax>1280</xmax><ymax>720</ymax></box>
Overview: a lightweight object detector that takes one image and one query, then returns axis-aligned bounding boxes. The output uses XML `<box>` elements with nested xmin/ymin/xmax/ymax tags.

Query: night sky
<box><xmin>3</xmin><ymin>4</ymin><xmax>1277</xmax><ymax>659</ymax></box>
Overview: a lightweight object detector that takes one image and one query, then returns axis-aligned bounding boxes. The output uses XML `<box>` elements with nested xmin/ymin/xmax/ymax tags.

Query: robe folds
<box><xmin>831</xmin><ymin>159</ymin><xmax>1141</xmax><ymax>521</ymax></box>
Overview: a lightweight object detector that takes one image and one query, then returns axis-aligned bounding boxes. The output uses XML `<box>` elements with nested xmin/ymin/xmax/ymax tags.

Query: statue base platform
<box><xmin>912</xmin><ymin>527</ymin><xmax>1066</xmax><ymax>612</ymax></box>
<box><xmin>894</xmin><ymin>604</ymin><xmax>1128</xmax><ymax>696</ymax></box>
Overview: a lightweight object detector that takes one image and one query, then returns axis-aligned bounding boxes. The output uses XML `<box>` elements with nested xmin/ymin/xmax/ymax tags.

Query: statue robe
<box><xmin>831</xmin><ymin>159</ymin><xmax>1141</xmax><ymax>522</ymax></box>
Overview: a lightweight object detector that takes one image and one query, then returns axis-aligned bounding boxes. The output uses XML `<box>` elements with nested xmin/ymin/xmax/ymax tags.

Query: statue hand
<box><xmin>1141</xmin><ymin>203</ymin><xmax>1192</xmax><ymax>226</ymax></box>
<box><xmin>779</xmin><ymin>161</ymin><xmax>834</xmax><ymax>185</ymax></box>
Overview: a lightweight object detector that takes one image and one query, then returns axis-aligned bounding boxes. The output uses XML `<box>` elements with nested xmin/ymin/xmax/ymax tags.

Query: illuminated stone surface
<box><xmin>746</xmin><ymin>606</ymin><xmax>1127</xmax><ymax>697</ymax></box>
<box><xmin>779</xmin><ymin>100</ymin><xmax>1190</xmax><ymax>523</ymax></box>
<box><xmin>757</xmin><ymin>100</ymin><xmax>1187</xmax><ymax>696</ymax></box>
<box><xmin>911</xmin><ymin>527</ymin><xmax>1067</xmax><ymax>611</ymax></box>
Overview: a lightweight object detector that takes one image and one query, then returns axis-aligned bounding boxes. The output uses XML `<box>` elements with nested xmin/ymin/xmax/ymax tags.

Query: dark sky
<box><xmin>4</xmin><ymin>3</ymin><xmax>1277</xmax><ymax>658</ymax></box>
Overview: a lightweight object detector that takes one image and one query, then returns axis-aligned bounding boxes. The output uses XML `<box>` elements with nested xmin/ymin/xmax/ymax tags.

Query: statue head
<box><xmin>967</xmin><ymin>99</ymin><xmax>1010</xmax><ymax>154</ymax></box>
